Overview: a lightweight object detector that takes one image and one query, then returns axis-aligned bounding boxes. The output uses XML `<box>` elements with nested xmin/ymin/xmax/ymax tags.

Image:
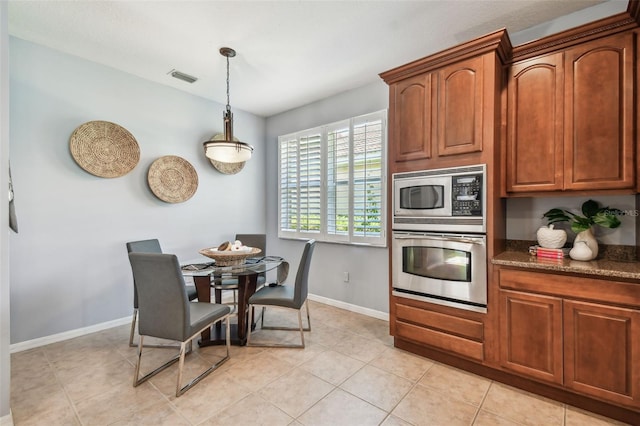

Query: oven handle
<box><xmin>393</xmin><ymin>232</ymin><xmax>485</xmax><ymax>245</ymax></box>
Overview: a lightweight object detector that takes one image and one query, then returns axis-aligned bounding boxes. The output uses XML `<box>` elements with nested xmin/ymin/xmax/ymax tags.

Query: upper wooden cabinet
<box><xmin>437</xmin><ymin>55</ymin><xmax>485</xmax><ymax>157</ymax></box>
<box><xmin>506</xmin><ymin>32</ymin><xmax>635</xmax><ymax>194</ymax></box>
<box><xmin>391</xmin><ymin>73</ymin><xmax>435</xmax><ymax>162</ymax></box>
<box><xmin>381</xmin><ymin>29</ymin><xmax>510</xmax><ymax>171</ymax></box>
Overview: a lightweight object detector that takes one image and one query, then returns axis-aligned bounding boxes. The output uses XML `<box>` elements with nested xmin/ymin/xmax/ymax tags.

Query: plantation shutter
<box><xmin>278</xmin><ymin>135</ymin><xmax>299</xmax><ymax>235</ymax></box>
<box><xmin>277</xmin><ymin>110</ymin><xmax>386</xmax><ymax>246</ymax></box>
<box><xmin>298</xmin><ymin>131</ymin><xmax>322</xmax><ymax>233</ymax></box>
<box><xmin>351</xmin><ymin>112</ymin><xmax>385</xmax><ymax>244</ymax></box>
<box><xmin>326</xmin><ymin>121</ymin><xmax>350</xmax><ymax>241</ymax></box>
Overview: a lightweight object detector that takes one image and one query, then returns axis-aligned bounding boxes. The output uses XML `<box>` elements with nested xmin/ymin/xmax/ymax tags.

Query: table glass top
<box><xmin>180</xmin><ymin>256</ymin><xmax>283</xmax><ymax>276</ymax></box>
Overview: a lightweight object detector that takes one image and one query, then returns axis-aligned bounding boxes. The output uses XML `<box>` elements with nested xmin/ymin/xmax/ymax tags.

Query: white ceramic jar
<box><xmin>536</xmin><ymin>225</ymin><xmax>567</xmax><ymax>249</ymax></box>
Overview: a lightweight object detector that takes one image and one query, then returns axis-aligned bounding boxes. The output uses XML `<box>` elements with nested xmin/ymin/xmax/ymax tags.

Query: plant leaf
<box><xmin>592</xmin><ymin>212</ymin><xmax>621</xmax><ymax>228</ymax></box>
<box><xmin>542</xmin><ymin>209</ymin><xmax>571</xmax><ymax>223</ymax></box>
<box><xmin>570</xmin><ymin>221</ymin><xmax>590</xmax><ymax>233</ymax></box>
<box><xmin>581</xmin><ymin>199</ymin><xmax>600</xmax><ymax>218</ymax></box>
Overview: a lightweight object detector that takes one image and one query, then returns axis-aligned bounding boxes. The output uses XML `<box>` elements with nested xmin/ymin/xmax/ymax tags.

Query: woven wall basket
<box><xmin>208</xmin><ymin>134</ymin><xmax>245</xmax><ymax>175</ymax></box>
<box><xmin>69</xmin><ymin>121</ymin><xmax>140</xmax><ymax>178</ymax></box>
<box><xmin>147</xmin><ymin>155</ymin><xmax>198</xmax><ymax>203</ymax></box>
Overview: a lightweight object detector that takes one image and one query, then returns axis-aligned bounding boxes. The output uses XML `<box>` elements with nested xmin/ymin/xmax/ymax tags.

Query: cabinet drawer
<box><xmin>499</xmin><ymin>268</ymin><xmax>640</xmax><ymax>308</ymax></box>
<box><xmin>395</xmin><ymin>320</ymin><xmax>484</xmax><ymax>361</ymax></box>
<box><xmin>395</xmin><ymin>303</ymin><xmax>484</xmax><ymax>341</ymax></box>
<box><xmin>394</xmin><ymin>302</ymin><xmax>484</xmax><ymax>362</ymax></box>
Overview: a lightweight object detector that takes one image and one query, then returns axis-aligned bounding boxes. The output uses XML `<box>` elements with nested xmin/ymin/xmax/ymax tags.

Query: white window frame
<box><xmin>278</xmin><ymin>110</ymin><xmax>387</xmax><ymax>247</ymax></box>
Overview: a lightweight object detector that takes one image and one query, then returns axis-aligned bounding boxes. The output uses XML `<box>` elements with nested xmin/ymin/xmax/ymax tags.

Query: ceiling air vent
<box><xmin>168</xmin><ymin>69</ymin><xmax>198</xmax><ymax>84</ymax></box>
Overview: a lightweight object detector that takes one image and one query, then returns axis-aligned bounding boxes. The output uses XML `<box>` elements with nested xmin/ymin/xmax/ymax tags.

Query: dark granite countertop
<box><xmin>492</xmin><ymin>251</ymin><xmax>640</xmax><ymax>281</ymax></box>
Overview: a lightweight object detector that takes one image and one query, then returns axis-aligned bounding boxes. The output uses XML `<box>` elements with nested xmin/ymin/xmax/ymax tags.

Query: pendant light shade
<box><xmin>203</xmin><ymin>47</ymin><xmax>253</xmax><ymax>164</ymax></box>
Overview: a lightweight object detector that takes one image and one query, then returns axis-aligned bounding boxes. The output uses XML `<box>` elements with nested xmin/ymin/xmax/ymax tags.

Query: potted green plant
<box><xmin>542</xmin><ymin>199</ymin><xmax>622</xmax><ymax>260</ymax></box>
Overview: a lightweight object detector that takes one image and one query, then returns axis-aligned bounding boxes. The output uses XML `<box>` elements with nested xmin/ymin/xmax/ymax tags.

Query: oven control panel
<box><xmin>451</xmin><ymin>173</ymin><xmax>483</xmax><ymax>217</ymax></box>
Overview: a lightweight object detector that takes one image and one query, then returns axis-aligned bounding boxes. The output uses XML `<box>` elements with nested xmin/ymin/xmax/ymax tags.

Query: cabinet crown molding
<box><xmin>379</xmin><ymin>29</ymin><xmax>512</xmax><ymax>84</ymax></box>
<box><xmin>511</xmin><ymin>6</ymin><xmax>640</xmax><ymax>62</ymax></box>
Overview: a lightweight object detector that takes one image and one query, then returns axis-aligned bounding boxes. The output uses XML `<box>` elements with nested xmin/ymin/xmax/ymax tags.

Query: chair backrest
<box><xmin>235</xmin><ymin>234</ymin><xmax>266</xmax><ymax>258</ymax></box>
<box><xmin>126</xmin><ymin>239</ymin><xmax>163</xmax><ymax>308</ymax></box>
<box><xmin>293</xmin><ymin>239</ymin><xmax>316</xmax><ymax>308</ymax></box>
<box><xmin>126</xmin><ymin>239</ymin><xmax>162</xmax><ymax>254</ymax></box>
<box><xmin>128</xmin><ymin>252</ymin><xmax>190</xmax><ymax>342</ymax></box>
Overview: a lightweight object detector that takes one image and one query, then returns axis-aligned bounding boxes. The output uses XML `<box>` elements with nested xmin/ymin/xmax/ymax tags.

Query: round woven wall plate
<box><xmin>209</xmin><ymin>159</ymin><xmax>245</xmax><ymax>175</ymax></box>
<box><xmin>69</xmin><ymin>121</ymin><xmax>140</xmax><ymax>178</ymax></box>
<box><xmin>208</xmin><ymin>134</ymin><xmax>246</xmax><ymax>175</ymax></box>
<box><xmin>147</xmin><ymin>155</ymin><xmax>198</xmax><ymax>203</ymax></box>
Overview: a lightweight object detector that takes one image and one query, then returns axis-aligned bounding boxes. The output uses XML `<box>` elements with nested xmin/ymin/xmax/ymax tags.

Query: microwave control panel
<box><xmin>451</xmin><ymin>173</ymin><xmax>483</xmax><ymax>216</ymax></box>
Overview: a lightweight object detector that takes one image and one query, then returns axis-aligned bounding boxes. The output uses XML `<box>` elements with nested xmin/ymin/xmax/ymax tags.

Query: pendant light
<box><xmin>203</xmin><ymin>47</ymin><xmax>253</xmax><ymax>164</ymax></box>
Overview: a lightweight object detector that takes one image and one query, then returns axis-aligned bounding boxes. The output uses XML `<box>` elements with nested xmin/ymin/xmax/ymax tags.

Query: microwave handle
<box><xmin>393</xmin><ymin>232</ymin><xmax>485</xmax><ymax>245</ymax></box>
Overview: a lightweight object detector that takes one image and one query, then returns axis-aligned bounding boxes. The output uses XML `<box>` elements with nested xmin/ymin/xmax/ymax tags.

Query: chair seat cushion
<box><xmin>248</xmin><ymin>285</ymin><xmax>300</xmax><ymax>309</ymax></box>
<box><xmin>211</xmin><ymin>277</ymin><xmax>239</xmax><ymax>289</ymax></box>
<box><xmin>188</xmin><ymin>302</ymin><xmax>230</xmax><ymax>337</ymax></box>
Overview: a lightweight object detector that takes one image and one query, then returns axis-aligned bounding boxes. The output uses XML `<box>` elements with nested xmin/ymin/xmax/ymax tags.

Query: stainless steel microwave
<box><xmin>392</xmin><ymin>164</ymin><xmax>486</xmax><ymax>233</ymax></box>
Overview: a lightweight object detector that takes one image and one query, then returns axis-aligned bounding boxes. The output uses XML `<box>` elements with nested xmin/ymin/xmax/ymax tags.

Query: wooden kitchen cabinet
<box><xmin>506</xmin><ymin>32</ymin><xmax>635</xmax><ymax>194</ymax></box>
<box><xmin>390</xmin><ymin>73</ymin><xmax>435</xmax><ymax>163</ymax></box>
<box><xmin>381</xmin><ymin>29</ymin><xmax>509</xmax><ymax>171</ymax></box>
<box><xmin>437</xmin><ymin>55</ymin><xmax>485</xmax><ymax>157</ymax></box>
<box><xmin>564</xmin><ymin>300</ymin><xmax>640</xmax><ymax>407</ymax></box>
<box><xmin>499</xmin><ymin>289</ymin><xmax>563</xmax><ymax>384</ymax></box>
<box><xmin>506</xmin><ymin>53</ymin><xmax>564</xmax><ymax>192</ymax></box>
<box><xmin>388</xmin><ymin>55</ymin><xmax>486</xmax><ymax>166</ymax></box>
<box><xmin>498</xmin><ymin>267</ymin><xmax>640</xmax><ymax>409</ymax></box>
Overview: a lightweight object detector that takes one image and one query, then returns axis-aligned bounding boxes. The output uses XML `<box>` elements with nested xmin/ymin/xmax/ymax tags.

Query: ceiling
<box><xmin>7</xmin><ymin>0</ymin><xmax>614</xmax><ymax>117</ymax></box>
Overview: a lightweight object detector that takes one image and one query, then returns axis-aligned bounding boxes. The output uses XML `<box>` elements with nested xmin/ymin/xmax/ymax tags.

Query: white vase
<box><xmin>569</xmin><ymin>241</ymin><xmax>593</xmax><ymax>261</ymax></box>
<box><xmin>536</xmin><ymin>225</ymin><xmax>567</xmax><ymax>249</ymax></box>
<box><xmin>573</xmin><ymin>228</ymin><xmax>598</xmax><ymax>260</ymax></box>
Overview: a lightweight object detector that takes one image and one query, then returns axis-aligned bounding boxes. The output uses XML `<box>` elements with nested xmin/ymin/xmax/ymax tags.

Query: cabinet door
<box><xmin>564</xmin><ymin>300</ymin><xmax>640</xmax><ymax>407</ymax></box>
<box><xmin>391</xmin><ymin>73</ymin><xmax>435</xmax><ymax>163</ymax></box>
<box><xmin>506</xmin><ymin>53</ymin><xmax>564</xmax><ymax>192</ymax></box>
<box><xmin>437</xmin><ymin>55</ymin><xmax>484</xmax><ymax>157</ymax></box>
<box><xmin>499</xmin><ymin>290</ymin><xmax>563</xmax><ymax>384</ymax></box>
<box><xmin>564</xmin><ymin>33</ymin><xmax>635</xmax><ymax>190</ymax></box>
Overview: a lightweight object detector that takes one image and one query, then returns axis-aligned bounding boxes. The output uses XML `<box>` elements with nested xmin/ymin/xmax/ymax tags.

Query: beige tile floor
<box><xmin>10</xmin><ymin>300</ymin><xmax>631</xmax><ymax>426</ymax></box>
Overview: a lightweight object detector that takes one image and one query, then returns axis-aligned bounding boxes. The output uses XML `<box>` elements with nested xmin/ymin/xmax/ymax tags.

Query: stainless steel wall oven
<box><xmin>391</xmin><ymin>164</ymin><xmax>488</xmax><ymax>313</ymax></box>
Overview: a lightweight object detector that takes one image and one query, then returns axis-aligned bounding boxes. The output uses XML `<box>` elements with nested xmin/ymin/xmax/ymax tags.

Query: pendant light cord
<box><xmin>226</xmin><ymin>54</ymin><xmax>231</xmax><ymax>113</ymax></box>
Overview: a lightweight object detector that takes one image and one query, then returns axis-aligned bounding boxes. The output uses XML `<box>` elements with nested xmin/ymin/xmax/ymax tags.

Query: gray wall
<box><xmin>1</xmin><ymin>1</ymin><xmax>11</xmax><ymax>420</ymax></box>
<box><xmin>265</xmin><ymin>81</ymin><xmax>390</xmax><ymax>315</ymax></box>
<box><xmin>9</xmin><ymin>37</ymin><xmax>267</xmax><ymax>344</ymax></box>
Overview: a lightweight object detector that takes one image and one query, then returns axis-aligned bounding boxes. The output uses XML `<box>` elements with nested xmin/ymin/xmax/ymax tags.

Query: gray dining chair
<box><xmin>211</xmin><ymin>233</ymin><xmax>267</xmax><ymax>311</ymax></box>
<box><xmin>128</xmin><ymin>252</ymin><xmax>231</xmax><ymax>397</ymax></box>
<box><xmin>247</xmin><ymin>239</ymin><xmax>315</xmax><ymax>348</ymax></box>
<box><xmin>126</xmin><ymin>239</ymin><xmax>198</xmax><ymax>348</ymax></box>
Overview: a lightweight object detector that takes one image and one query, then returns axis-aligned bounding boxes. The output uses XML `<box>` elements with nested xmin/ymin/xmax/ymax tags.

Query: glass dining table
<box><xmin>181</xmin><ymin>256</ymin><xmax>283</xmax><ymax>346</ymax></box>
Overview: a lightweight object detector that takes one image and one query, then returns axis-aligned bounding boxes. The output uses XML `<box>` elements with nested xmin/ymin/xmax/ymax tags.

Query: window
<box><xmin>278</xmin><ymin>110</ymin><xmax>386</xmax><ymax>246</ymax></box>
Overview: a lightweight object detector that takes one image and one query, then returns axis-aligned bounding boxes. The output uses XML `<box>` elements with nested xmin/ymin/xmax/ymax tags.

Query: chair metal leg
<box><xmin>175</xmin><ymin>316</ymin><xmax>231</xmax><ymax>397</ymax></box>
<box><xmin>129</xmin><ymin>308</ymin><xmax>184</xmax><ymax>350</ymax></box>
<box><xmin>133</xmin><ymin>336</ymin><xmax>181</xmax><ymax>387</ymax></box>
<box><xmin>134</xmin><ymin>315</ymin><xmax>231</xmax><ymax>397</ymax></box>
<box><xmin>129</xmin><ymin>309</ymin><xmax>138</xmax><ymax>347</ymax></box>
<box><xmin>247</xmin><ymin>304</ymin><xmax>305</xmax><ymax>348</ymax></box>
<box><xmin>261</xmin><ymin>299</ymin><xmax>311</xmax><ymax>331</ymax></box>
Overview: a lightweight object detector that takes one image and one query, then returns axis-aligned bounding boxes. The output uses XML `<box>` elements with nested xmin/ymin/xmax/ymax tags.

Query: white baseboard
<box><xmin>10</xmin><ymin>297</ymin><xmax>388</xmax><ymax>353</ymax></box>
<box><xmin>10</xmin><ymin>316</ymin><xmax>131</xmax><ymax>354</ymax></box>
<box><xmin>0</xmin><ymin>410</ymin><xmax>13</xmax><ymax>426</ymax></box>
<box><xmin>308</xmin><ymin>293</ymin><xmax>389</xmax><ymax>321</ymax></box>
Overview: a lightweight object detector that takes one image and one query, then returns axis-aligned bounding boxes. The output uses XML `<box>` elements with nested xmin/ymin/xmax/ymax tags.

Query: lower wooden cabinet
<box><xmin>392</xmin><ymin>298</ymin><xmax>485</xmax><ymax>362</ymax></box>
<box><xmin>498</xmin><ymin>268</ymin><xmax>640</xmax><ymax>409</ymax></box>
<box><xmin>499</xmin><ymin>290</ymin><xmax>563</xmax><ymax>384</ymax></box>
<box><xmin>564</xmin><ymin>300</ymin><xmax>640</xmax><ymax>407</ymax></box>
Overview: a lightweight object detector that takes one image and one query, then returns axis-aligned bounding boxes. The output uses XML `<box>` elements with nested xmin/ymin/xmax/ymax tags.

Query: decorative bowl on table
<box><xmin>198</xmin><ymin>247</ymin><xmax>261</xmax><ymax>266</ymax></box>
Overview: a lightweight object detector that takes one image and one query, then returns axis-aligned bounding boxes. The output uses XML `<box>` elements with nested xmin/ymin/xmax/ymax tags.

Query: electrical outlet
<box><xmin>343</xmin><ymin>272</ymin><xmax>349</xmax><ymax>282</ymax></box>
